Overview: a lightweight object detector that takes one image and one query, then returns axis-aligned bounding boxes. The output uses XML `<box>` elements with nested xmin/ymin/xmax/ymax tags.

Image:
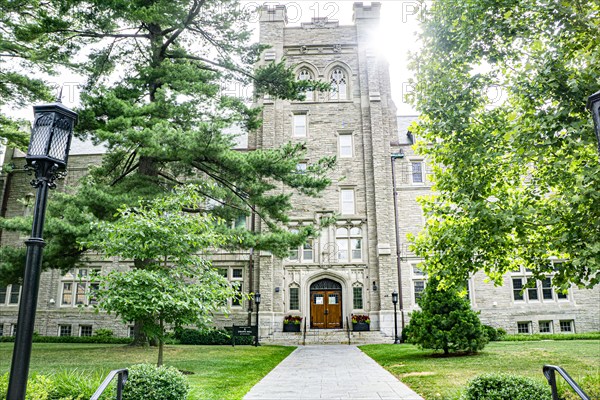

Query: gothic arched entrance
<box><xmin>310</xmin><ymin>278</ymin><xmax>342</xmax><ymax>329</ymax></box>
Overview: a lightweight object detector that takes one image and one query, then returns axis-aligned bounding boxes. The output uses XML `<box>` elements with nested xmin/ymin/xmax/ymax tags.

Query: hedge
<box><xmin>502</xmin><ymin>332</ymin><xmax>600</xmax><ymax>341</ymax></box>
<box><xmin>0</xmin><ymin>335</ymin><xmax>132</xmax><ymax>344</ymax></box>
<box><xmin>175</xmin><ymin>328</ymin><xmax>254</xmax><ymax>345</ymax></box>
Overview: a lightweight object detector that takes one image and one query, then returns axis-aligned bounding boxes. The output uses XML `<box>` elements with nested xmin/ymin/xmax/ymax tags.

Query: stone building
<box><xmin>0</xmin><ymin>3</ymin><xmax>598</xmax><ymax>340</ymax></box>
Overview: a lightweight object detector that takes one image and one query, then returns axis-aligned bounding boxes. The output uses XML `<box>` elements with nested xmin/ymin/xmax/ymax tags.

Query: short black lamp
<box><xmin>254</xmin><ymin>292</ymin><xmax>261</xmax><ymax>347</ymax></box>
<box><xmin>7</xmin><ymin>98</ymin><xmax>77</xmax><ymax>400</ymax></box>
<box><xmin>391</xmin><ymin>290</ymin><xmax>400</xmax><ymax>344</ymax></box>
<box><xmin>587</xmin><ymin>90</ymin><xmax>600</xmax><ymax>158</ymax></box>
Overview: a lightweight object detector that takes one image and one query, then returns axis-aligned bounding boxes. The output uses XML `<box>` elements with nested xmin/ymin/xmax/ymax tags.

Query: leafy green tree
<box><xmin>404</xmin><ymin>278</ymin><xmax>488</xmax><ymax>355</ymax></box>
<box><xmin>0</xmin><ymin>0</ymin><xmax>334</xmax><ymax>283</ymax></box>
<box><xmin>91</xmin><ymin>187</ymin><xmax>237</xmax><ymax>366</ymax></box>
<box><xmin>0</xmin><ymin>0</ymin><xmax>78</xmax><ymax>149</ymax></box>
<box><xmin>408</xmin><ymin>0</ymin><xmax>600</xmax><ymax>289</ymax></box>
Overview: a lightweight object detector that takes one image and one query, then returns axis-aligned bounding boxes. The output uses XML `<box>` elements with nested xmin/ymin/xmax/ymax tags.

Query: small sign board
<box><xmin>231</xmin><ymin>325</ymin><xmax>258</xmax><ymax>346</ymax></box>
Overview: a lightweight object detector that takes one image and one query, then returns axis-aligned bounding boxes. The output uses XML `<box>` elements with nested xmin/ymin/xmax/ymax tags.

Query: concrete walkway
<box><xmin>243</xmin><ymin>345</ymin><xmax>424</xmax><ymax>400</ymax></box>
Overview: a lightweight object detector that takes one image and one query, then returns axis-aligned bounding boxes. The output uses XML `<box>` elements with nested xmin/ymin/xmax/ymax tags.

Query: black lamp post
<box><xmin>7</xmin><ymin>99</ymin><xmax>77</xmax><ymax>400</ymax></box>
<box><xmin>392</xmin><ymin>290</ymin><xmax>400</xmax><ymax>344</ymax></box>
<box><xmin>254</xmin><ymin>292</ymin><xmax>261</xmax><ymax>347</ymax></box>
<box><xmin>586</xmin><ymin>90</ymin><xmax>600</xmax><ymax>158</ymax></box>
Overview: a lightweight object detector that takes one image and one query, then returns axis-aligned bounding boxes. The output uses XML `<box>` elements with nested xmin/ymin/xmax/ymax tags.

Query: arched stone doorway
<box><xmin>310</xmin><ymin>278</ymin><xmax>342</xmax><ymax>329</ymax></box>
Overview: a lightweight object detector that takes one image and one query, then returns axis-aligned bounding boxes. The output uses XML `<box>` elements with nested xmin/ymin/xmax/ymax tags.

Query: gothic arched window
<box><xmin>329</xmin><ymin>68</ymin><xmax>347</xmax><ymax>100</ymax></box>
<box><xmin>297</xmin><ymin>68</ymin><xmax>314</xmax><ymax>101</ymax></box>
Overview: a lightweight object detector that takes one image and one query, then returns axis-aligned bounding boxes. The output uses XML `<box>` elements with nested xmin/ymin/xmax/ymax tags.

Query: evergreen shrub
<box><xmin>122</xmin><ymin>364</ymin><xmax>189</xmax><ymax>400</ymax></box>
<box><xmin>176</xmin><ymin>328</ymin><xmax>253</xmax><ymax>345</ymax></box>
<box><xmin>404</xmin><ymin>278</ymin><xmax>488</xmax><ymax>354</ymax></box>
<box><xmin>482</xmin><ymin>325</ymin><xmax>506</xmax><ymax>341</ymax></box>
<box><xmin>462</xmin><ymin>373</ymin><xmax>551</xmax><ymax>400</ymax></box>
<box><xmin>0</xmin><ymin>335</ymin><xmax>131</xmax><ymax>344</ymax></box>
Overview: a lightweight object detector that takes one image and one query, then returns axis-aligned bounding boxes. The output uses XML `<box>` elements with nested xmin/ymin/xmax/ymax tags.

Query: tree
<box><xmin>408</xmin><ymin>0</ymin><xmax>600</xmax><ymax>289</ymax></box>
<box><xmin>0</xmin><ymin>0</ymin><xmax>77</xmax><ymax>150</ymax></box>
<box><xmin>404</xmin><ymin>278</ymin><xmax>488</xmax><ymax>355</ymax></box>
<box><xmin>90</xmin><ymin>187</ymin><xmax>237</xmax><ymax>366</ymax></box>
<box><xmin>0</xmin><ymin>0</ymin><xmax>334</xmax><ymax>284</ymax></box>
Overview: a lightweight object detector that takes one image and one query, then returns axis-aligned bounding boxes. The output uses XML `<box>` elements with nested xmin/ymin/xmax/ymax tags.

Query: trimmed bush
<box><xmin>175</xmin><ymin>328</ymin><xmax>253</xmax><ymax>345</ymax></box>
<box><xmin>502</xmin><ymin>332</ymin><xmax>600</xmax><ymax>341</ymax></box>
<box><xmin>0</xmin><ymin>335</ymin><xmax>132</xmax><ymax>344</ymax></box>
<box><xmin>483</xmin><ymin>325</ymin><xmax>506</xmax><ymax>341</ymax></box>
<box><xmin>123</xmin><ymin>364</ymin><xmax>189</xmax><ymax>400</ymax></box>
<box><xmin>559</xmin><ymin>374</ymin><xmax>600</xmax><ymax>400</ymax></box>
<box><xmin>462</xmin><ymin>373</ymin><xmax>551</xmax><ymax>400</ymax></box>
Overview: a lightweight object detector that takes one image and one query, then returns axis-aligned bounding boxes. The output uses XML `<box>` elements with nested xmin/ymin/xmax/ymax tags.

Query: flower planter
<box><xmin>283</xmin><ymin>323</ymin><xmax>301</xmax><ymax>332</ymax></box>
<box><xmin>352</xmin><ymin>322</ymin><xmax>370</xmax><ymax>332</ymax></box>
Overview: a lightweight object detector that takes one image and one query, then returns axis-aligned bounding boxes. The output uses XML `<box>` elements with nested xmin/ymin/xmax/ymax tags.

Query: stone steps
<box><xmin>264</xmin><ymin>329</ymin><xmax>392</xmax><ymax>345</ymax></box>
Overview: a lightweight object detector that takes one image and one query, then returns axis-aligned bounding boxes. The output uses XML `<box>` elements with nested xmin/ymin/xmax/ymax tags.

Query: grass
<box><xmin>360</xmin><ymin>340</ymin><xmax>600</xmax><ymax>400</ymax></box>
<box><xmin>0</xmin><ymin>343</ymin><xmax>295</xmax><ymax>400</ymax></box>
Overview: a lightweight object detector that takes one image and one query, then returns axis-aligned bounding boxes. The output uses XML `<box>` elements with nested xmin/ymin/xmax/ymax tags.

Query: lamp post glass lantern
<box><xmin>392</xmin><ymin>290</ymin><xmax>400</xmax><ymax>344</ymax></box>
<box><xmin>254</xmin><ymin>292</ymin><xmax>261</xmax><ymax>347</ymax></box>
<box><xmin>7</xmin><ymin>99</ymin><xmax>76</xmax><ymax>400</ymax></box>
<box><xmin>587</xmin><ymin>90</ymin><xmax>600</xmax><ymax>158</ymax></box>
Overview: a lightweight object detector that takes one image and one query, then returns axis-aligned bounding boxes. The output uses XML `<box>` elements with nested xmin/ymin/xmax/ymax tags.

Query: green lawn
<box><xmin>360</xmin><ymin>340</ymin><xmax>600</xmax><ymax>400</ymax></box>
<box><xmin>0</xmin><ymin>343</ymin><xmax>295</xmax><ymax>400</ymax></box>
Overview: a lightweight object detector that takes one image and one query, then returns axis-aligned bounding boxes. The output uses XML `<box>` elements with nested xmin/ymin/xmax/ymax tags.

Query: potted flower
<box><xmin>283</xmin><ymin>315</ymin><xmax>303</xmax><ymax>332</ymax></box>
<box><xmin>351</xmin><ymin>314</ymin><xmax>370</xmax><ymax>331</ymax></box>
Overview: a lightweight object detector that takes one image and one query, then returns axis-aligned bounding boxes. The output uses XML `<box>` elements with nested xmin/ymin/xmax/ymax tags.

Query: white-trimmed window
<box><xmin>297</xmin><ymin>69</ymin><xmax>314</xmax><ymax>101</ymax></box>
<box><xmin>80</xmin><ymin>325</ymin><xmax>93</xmax><ymax>337</ymax></box>
<box><xmin>217</xmin><ymin>266</ymin><xmax>245</xmax><ymax>307</ymax></box>
<box><xmin>60</xmin><ymin>268</ymin><xmax>100</xmax><ymax>307</ymax></box>
<box><xmin>412</xmin><ymin>264</ymin><xmax>426</xmax><ymax>304</ymax></box>
<box><xmin>560</xmin><ymin>320</ymin><xmax>574</xmax><ymax>333</ymax></box>
<box><xmin>339</xmin><ymin>134</ymin><xmax>353</xmax><ymax>158</ymax></box>
<box><xmin>293</xmin><ymin>113</ymin><xmax>307</xmax><ymax>137</ymax></box>
<box><xmin>539</xmin><ymin>321</ymin><xmax>553</xmax><ymax>333</ymax></box>
<box><xmin>511</xmin><ymin>269</ymin><xmax>567</xmax><ymax>303</ymax></box>
<box><xmin>335</xmin><ymin>227</ymin><xmax>362</xmax><ymax>262</ymax></box>
<box><xmin>411</xmin><ymin>161</ymin><xmax>424</xmax><ymax>183</ymax></box>
<box><xmin>353</xmin><ymin>285</ymin><xmax>364</xmax><ymax>309</ymax></box>
<box><xmin>340</xmin><ymin>189</ymin><xmax>355</xmax><ymax>215</ymax></box>
<box><xmin>289</xmin><ymin>286</ymin><xmax>300</xmax><ymax>311</ymax></box>
<box><xmin>329</xmin><ymin>68</ymin><xmax>348</xmax><ymax>100</ymax></box>
<box><xmin>59</xmin><ymin>324</ymin><xmax>72</xmax><ymax>337</ymax></box>
<box><xmin>517</xmin><ymin>321</ymin><xmax>531</xmax><ymax>334</ymax></box>
<box><xmin>0</xmin><ymin>284</ymin><xmax>21</xmax><ymax>306</ymax></box>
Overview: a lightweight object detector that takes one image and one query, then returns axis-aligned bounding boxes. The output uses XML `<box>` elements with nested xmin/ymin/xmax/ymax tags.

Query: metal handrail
<box><xmin>90</xmin><ymin>368</ymin><xmax>128</xmax><ymax>400</ymax></box>
<box><xmin>302</xmin><ymin>318</ymin><xmax>307</xmax><ymax>346</ymax></box>
<box><xmin>346</xmin><ymin>316</ymin><xmax>351</xmax><ymax>345</ymax></box>
<box><xmin>543</xmin><ymin>365</ymin><xmax>590</xmax><ymax>400</ymax></box>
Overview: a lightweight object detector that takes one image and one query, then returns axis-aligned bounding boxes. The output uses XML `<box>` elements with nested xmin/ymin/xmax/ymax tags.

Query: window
<box><xmin>289</xmin><ymin>287</ymin><xmax>299</xmax><ymax>310</ymax></box>
<box><xmin>340</xmin><ymin>189</ymin><xmax>355</xmax><ymax>215</ymax></box>
<box><xmin>232</xmin><ymin>215</ymin><xmax>247</xmax><ymax>229</ymax></box>
<box><xmin>557</xmin><ymin>290</ymin><xmax>568</xmax><ymax>300</ymax></box>
<box><xmin>542</xmin><ymin>278</ymin><xmax>553</xmax><ymax>300</ymax></box>
<box><xmin>59</xmin><ymin>325</ymin><xmax>72</xmax><ymax>337</ymax></box>
<box><xmin>0</xmin><ymin>285</ymin><xmax>21</xmax><ymax>306</ymax></box>
<box><xmin>411</xmin><ymin>161</ymin><xmax>424</xmax><ymax>183</ymax></box>
<box><xmin>335</xmin><ymin>227</ymin><xmax>362</xmax><ymax>262</ymax></box>
<box><xmin>512</xmin><ymin>278</ymin><xmax>524</xmax><ymax>301</ymax></box>
<box><xmin>0</xmin><ymin>324</ymin><xmax>3</xmax><ymax>336</ymax></box>
<box><xmin>527</xmin><ymin>279</ymin><xmax>539</xmax><ymax>301</ymax></box>
<box><xmin>539</xmin><ymin>321</ymin><xmax>552</xmax><ymax>333</ymax></box>
<box><xmin>129</xmin><ymin>326</ymin><xmax>135</xmax><ymax>338</ymax></box>
<box><xmin>217</xmin><ymin>266</ymin><xmax>245</xmax><ymax>307</ymax></box>
<box><xmin>60</xmin><ymin>268</ymin><xmax>100</xmax><ymax>307</ymax></box>
<box><xmin>329</xmin><ymin>68</ymin><xmax>348</xmax><ymax>100</ymax></box>
<box><xmin>517</xmin><ymin>322</ymin><xmax>531</xmax><ymax>334</ymax></box>
<box><xmin>560</xmin><ymin>320</ymin><xmax>574</xmax><ymax>333</ymax></box>
<box><xmin>414</xmin><ymin>281</ymin><xmax>425</xmax><ymax>303</ymax></box>
<box><xmin>293</xmin><ymin>114</ymin><xmax>307</xmax><ymax>137</ymax></box>
<box><xmin>288</xmin><ymin>229</ymin><xmax>314</xmax><ymax>263</ymax></box>
<box><xmin>339</xmin><ymin>134</ymin><xmax>353</xmax><ymax>158</ymax></box>
<box><xmin>80</xmin><ymin>325</ymin><xmax>93</xmax><ymax>337</ymax></box>
<box><xmin>296</xmin><ymin>162</ymin><xmax>307</xmax><ymax>173</ymax></box>
<box><xmin>297</xmin><ymin>69</ymin><xmax>314</xmax><ymax>101</ymax></box>
<box><xmin>353</xmin><ymin>286</ymin><xmax>363</xmax><ymax>309</ymax></box>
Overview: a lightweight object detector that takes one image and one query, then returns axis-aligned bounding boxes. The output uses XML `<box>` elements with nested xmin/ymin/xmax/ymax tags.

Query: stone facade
<box><xmin>0</xmin><ymin>3</ymin><xmax>598</xmax><ymax>339</ymax></box>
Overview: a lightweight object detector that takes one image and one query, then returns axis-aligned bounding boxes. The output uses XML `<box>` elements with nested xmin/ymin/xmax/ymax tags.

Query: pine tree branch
<box><xmin>164</xmin><ymin>53</ymin><xmax>254</xmax><ymax>80</ymax></box>
<box><xmin>110</xmin><ymin>162</ymin><xmax>140</xmax><ymax>186</ymax></box>
<box><xmin>159</xmin><ymin>0</ymin><xmax>206</xmax><ymax>57</ymax></box>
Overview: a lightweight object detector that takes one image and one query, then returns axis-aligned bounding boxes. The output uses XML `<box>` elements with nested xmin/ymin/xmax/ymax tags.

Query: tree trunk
<box><xmin>157</xmin><ymin>318</ymin><xmax>164</xmax><ymax>367</ymax></box>
<box><xmin>130</xmin><ymin>320</ymin><xmax>148</xmax><ymax>347</ymax></box>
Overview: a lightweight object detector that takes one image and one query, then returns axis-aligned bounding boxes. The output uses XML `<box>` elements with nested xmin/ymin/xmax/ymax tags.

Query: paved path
<box><xmin>243</xmin><ymin>345</ymin><xmax>424</xmax><ymax>400</ymax></box>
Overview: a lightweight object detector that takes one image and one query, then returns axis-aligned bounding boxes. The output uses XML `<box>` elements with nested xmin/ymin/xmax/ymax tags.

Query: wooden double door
<box><xmin>310</xmin><ymin>290</ymin><xmax>342</xmax><ymax>329</ymax></box>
